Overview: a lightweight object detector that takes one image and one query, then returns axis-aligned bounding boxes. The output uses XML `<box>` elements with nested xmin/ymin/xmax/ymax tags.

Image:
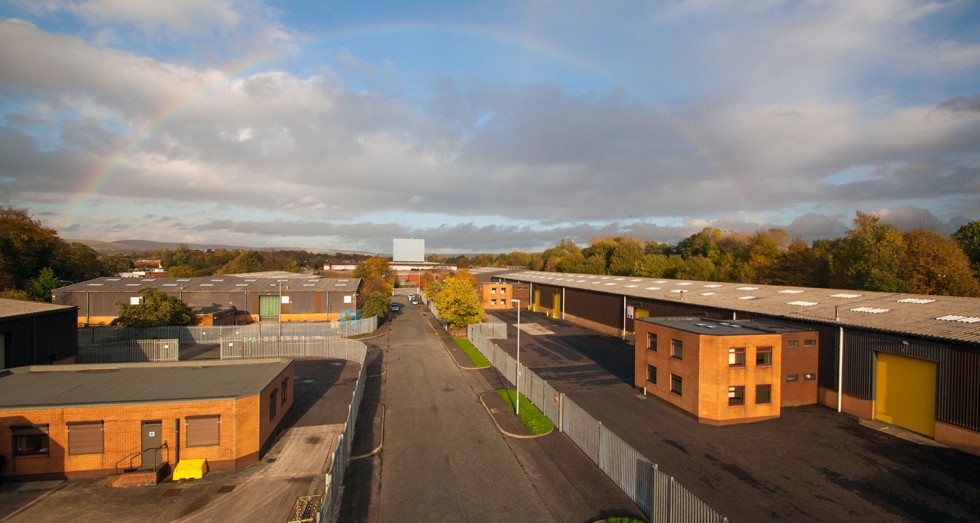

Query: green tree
<box><xmin>26</xmin><ymin>267</ymin><xmax>60</xmax><ymax>302</ymax></box>
<box><xmin>0</xmin><ymin>289</ymin><xmax>30</xmax><ymax>300</ymax></box>
<box><xmin>111</xmin><ymin>288</ymin><xmax>195</xmax><ymax>327</ymax></box>
<box><xmin>360</xmin><ymin>291</ymin><xmax>391</xmax><ymax>319</ymax></box>
<box><xmin>832</xmin><ymin>212</ymin><xmax>910</xmax><ymax>292</ymax></box>
<box><xmin>218</xmin><ymin>250</ymin><xmax>265</xmax><ymax>274</ymax></box>
<box><xmin>99</xmin><ymin>253</ymin><xmax>133</xmax><ymax>275</ymax></box>
<box><xmin>0</xmin><ymin>207</ymin><xmax>64</xmax><ymax>290</ymax></box>
<box><xmin>674</xmin><ymin>256</ymin><xmax>717</xmax><ymax>281</ymax></box>
<box><xmin>608</xmin><ymin>236</ymin><xmax>644</xmax><ymax>275</ymax></box>
<box><xmin>953</xmin><ymin>220</ymin><xmax>980</xmax><ymax>276</ymax></box>
<box><xmin>57</xmin><ymin>242</ymin><xmax>109</xmax><ymax>283</ymax></box>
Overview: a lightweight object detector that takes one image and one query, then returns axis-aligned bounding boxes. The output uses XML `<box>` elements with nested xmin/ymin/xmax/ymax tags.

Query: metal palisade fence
<box><xmin>467</xmin><ymin>323</ymin><xmax>727</xmax><ymax>523</ymax></box>
<box><xmin>76</xmin><ymin>338</ymin><xmax>179</xmax><ymax>363</ymax></box>
<box><xmin>218</xmin><ymin>336</ymin><xmax>368</xmax><ymax>523</ymax></box>
<box><xmin>78</xmin><ymin>316</ymin><xmax>378</xmax><ymax>346</ymax></box>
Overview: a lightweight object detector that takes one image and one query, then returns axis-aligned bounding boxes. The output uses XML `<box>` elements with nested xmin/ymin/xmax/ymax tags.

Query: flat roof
<box><xmin>53</xmin><ymin>276</ymin><xmax>361</xmax><ymax>294</ymax></box>
<box><xmin>500</xmin><ymin>270</ymin><xmax>980</xmax><ymax>345</ymax></box>
<box><xmin>0</xmin><ymin>359</ymin><xmax>291</xmax><ymax>409</ymax></box>
<box><xmin>0</xmin><ymin>298</ymin><xmax>76</xmax><ymax>321</ymax></box>
<box><xmin>638</xmin><ymin>317</ymin><xmax>812</xmax><ymax>336</ymax></box>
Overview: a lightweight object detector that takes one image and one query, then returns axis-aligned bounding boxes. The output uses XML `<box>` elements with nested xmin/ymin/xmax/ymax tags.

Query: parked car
<box><xmin>390</xmin><ymin>302</ymin><xmax>401</xmax><ymax>311</ymax></box>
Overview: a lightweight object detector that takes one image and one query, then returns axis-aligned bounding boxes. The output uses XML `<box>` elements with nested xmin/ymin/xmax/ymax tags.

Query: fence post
<box><xmin>559</xmin><ymin>392</ymin><xmax>564</xmax><ymax>433</ymax></box>
<box><xmin>668</xmin><ymin>476</ymin><xmax>674</xmax><ymax>523</ymax></box>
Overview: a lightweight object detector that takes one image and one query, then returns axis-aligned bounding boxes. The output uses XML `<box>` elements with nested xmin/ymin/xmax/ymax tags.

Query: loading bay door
<box><xmin>875</xmin><ymin>352</ymin><xmax>936</xmax><ymax>437</ymax></box>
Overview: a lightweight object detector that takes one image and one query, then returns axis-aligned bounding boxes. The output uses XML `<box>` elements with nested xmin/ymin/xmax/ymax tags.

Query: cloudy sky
<box><xmin>1</xmin><ymin>1</ymin><xmax>978</xmax><ymax>255</ymax></box>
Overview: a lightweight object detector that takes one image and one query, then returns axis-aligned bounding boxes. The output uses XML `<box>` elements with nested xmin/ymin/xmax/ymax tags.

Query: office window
<box><xmin>804</xmin><ymin>373</ymin><xmax>817</xmax><ymax>381</ymax></box>
<box><xmin>186</xmin><ymin>416</ymin><xmax>220</xmax><ymax>447</ymax></box>
<box><xmin>490</xmin><ymin>299</ymin><xmax>496</xmax><ymax>306</ymax></box>
<box><xmin>729</xmin><ymin>347</ymin><xmax>746</xmax><ymax>367</ymax></box>
<box><xmin>491</xmin><ymin>287</ymin><xmax>497</xmax><ymax>294</ymax></box>
<box><xmin>786</xmin><ymin>374</ymin><xmax>799</xmax><ymax>382</ymax></box>
<box><xmin>647</xmin><ymin>365</ymin><xmax>657</xmax><ymax>384</ymax></box>
<box><xmin>671</xmin><ymin>339</ymin><xmax>683</xmax><ymax>359</ymax></box>
<box><xmin>647</xmin><ymin>333</ymin><xmax>658</xmax><ymax>351</ymax></box>
<box><xmin>670</xmin><ymin>374</ymin><xmax>683</xmax><ymax>396</ymax></box>
<box><xmin>728</xmin><ymin>386</ymin><xmax>745</xmax><ymax>406</ymax></box>
<box><xmin>756</xmin><ymin>384</ymin><xmax>772</xmax><ymax>404</ymax></box>
<box><xmin>68</xmin><ymin>421</ymin><xmax>103</xmax><ymax>455</ymax></box>
<box><xmin>786</xmin><ymin>340</ymin><xmax>799</xmax><ymax>348</ymax></box>
<box><xmin>804</xmin><ymin>339</ymin><xmax>817</xmax><ymax>347</ymax></box>
<box><xmin>270</xmin><ymin>390</ymin><xmax>278</xmax><ymax>420</ymax></box>
<box><xmin>756</xmin><ymin>346</ymin><xmax>772</xmax><ymax>366</ymax></box>
<box><xmin>12</xmin><ymin>425</ymin><xmax>49</xmax><ymax>456</ymax></box>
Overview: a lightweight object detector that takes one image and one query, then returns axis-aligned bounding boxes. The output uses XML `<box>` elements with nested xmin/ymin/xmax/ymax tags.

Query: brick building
<box><xmin>0</xmin><ymin>359</ymin><xmax>293</xmax><ymax>481</ymax></box>
<box><xmin>634</xmin><ymin>317</ymin><xmax>819</xmax><ymax>425</ymax></box>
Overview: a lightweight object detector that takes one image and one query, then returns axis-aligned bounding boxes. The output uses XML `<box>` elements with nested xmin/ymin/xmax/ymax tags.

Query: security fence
<box><xmin>217</xmin><ymin>335</ymin><xmax>368</xmax><ymax>523</ymax></box>
<box><xmin>467</xmin><ymin>323</ymin><xmax>727</xmax><ymax>523</ymax></box>
<box><xmin>76</xmin><ymin>338</ymin><xmax>180</xmax><ymax>363</ymax></box>
<box><xmin>219</xmin><ymin>336</ymin><xmax>368</xmax><ymax>360</ymax></box>
<box><xmin>78</xmin><ymin>316</ymin><xmax>379</xmax><ymax>346</ymax></box>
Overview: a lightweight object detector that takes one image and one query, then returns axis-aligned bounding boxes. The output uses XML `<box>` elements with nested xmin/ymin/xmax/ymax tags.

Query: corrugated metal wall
<box><xmin>943</xmin><ymin>344</ymin><xmax>980</xmax><ymax>431</ymax></box>
<box><xmin>565</xmin><ymin>288</ymin><xmax>622</xmax><ymax>330</ymax></box>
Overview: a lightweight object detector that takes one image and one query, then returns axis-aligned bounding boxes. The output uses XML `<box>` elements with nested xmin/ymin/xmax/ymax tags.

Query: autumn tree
<box><xmin>0</xmin><ymin>208</ymin><xmax>63</xmax><ymax>290</ymax></box>
<box><xmin>111</xmin><ymin>288</ymin><xmax>194</xmax><ymax>327</ymax></box>
<box><xmin>902</xmin><ymin>229</ymin><xmax>980</xmax><ymax>296</ymax></box>
<box><xmin>218</xmin><ymin>250</ymin><xmax>265</xmax><ymax>274</ymax></box>
<box><xmin>430</xmin><ymin>270</ymin><xmax>483</xmax><ymax>334</ymax></box>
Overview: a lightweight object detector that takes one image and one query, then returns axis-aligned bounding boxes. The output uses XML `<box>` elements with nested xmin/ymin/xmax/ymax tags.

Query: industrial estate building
<box><xmin>635</xmin><ymin>317</ymin><xmax>819</xmax><ymax>425</ymax></box>
<box><xmin>0</xmin><ymin>298</ymin><xmax>78</xmax><ymax>369</ymax></box>
<box><xmin>497</xmin><ymin>270</ymin><xmax>980</xmax><ymax>456</ymax></box>
<box><xmin>0</xmin><ymin>359</ymin><xmax>294</xmax><ymax>482</ymax></box>
<box><xmin>51</xmin><ymin>276</ymin><xmax>362</xmax><ymax>326</ymax></box>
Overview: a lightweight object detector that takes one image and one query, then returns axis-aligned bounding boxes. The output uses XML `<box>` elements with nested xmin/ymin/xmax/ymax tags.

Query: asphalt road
<box><xmin>338</xmin><ymin>297</ymin><xmax>644</xmax><ymax>522</ymax></box>
<box><xmin>489</xmin><ymin>310</ymin><xmax>980</xmax><ymax>522</ymax></box>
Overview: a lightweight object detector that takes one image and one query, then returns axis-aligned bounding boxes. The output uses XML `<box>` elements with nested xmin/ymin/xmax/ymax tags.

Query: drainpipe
<box><xmin>562</xmin><ymin>287</ymin><xmax>566</xmax><ymax>320</ymax></box>
<box><xmin>837</xmin><ymin>326</ymin><xmax>844</xmax><ymax>413</ymax></box>
<box><xmin>622</xmin><ymin>296</ymin><xmax>627</xmax><ymax>338</ymax></box>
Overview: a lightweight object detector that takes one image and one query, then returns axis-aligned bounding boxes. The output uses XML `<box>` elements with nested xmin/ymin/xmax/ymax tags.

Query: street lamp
<box><xmin>511</xmin><ymin>298</ymin><xmax>521</xmax><ymax>416</ymax></box>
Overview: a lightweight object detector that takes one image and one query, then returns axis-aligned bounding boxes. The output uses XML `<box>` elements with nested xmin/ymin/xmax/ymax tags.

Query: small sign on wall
<box><xmin>344</xmin><ymin>295</ymin><xmax>352</xmax><ymax>304</ymax></box>
<box><xmin>281</xmin><ymin>296</ymin><xmax>290</xmax><ymax>304</ymax></box>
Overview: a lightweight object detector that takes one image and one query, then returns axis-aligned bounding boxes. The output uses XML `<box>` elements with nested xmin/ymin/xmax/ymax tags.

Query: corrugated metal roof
<box><xmin>0</xmin><ymin>298</ymin><xmax>76</xmax><ymax>320</ymax></box>
<box><xmin>0</xmin><ymin>359</ymin><xmax>291</xmax><ymax>409</ymax></box>
<box><xmin>53</xmin><ymin>275</ymin><xmax>361</xmax><ymax>294</ymax></box>
<box><xmin>501</xmin><ymin>271</ymin><xmax>980</xmax><ymax>345</ymax></box>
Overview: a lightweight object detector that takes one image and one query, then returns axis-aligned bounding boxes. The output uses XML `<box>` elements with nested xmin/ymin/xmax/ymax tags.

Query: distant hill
<box><xmin>64</xmin><ymin>238</ymin><xmax>377</xmax><ymax>256</ymax></box>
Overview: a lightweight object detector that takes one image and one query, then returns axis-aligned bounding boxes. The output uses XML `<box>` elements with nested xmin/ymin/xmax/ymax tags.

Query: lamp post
<box><xmin>511</xmin><ymin>298</ymin><xmax>521</xmax><ymax>416</ymax></box>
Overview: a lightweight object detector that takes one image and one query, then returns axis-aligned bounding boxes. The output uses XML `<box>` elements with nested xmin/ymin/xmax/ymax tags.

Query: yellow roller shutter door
<box><xmin>875</xmin><ymin>352</ymin><xmax>936</xmax><ymax>437</ymax></box>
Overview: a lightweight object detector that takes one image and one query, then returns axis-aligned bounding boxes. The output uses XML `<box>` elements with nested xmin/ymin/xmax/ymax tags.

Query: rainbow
<box><xmin>65</xmin><ymin>21</ymin><xmax>742</xmax><ymax>226</ymax></box>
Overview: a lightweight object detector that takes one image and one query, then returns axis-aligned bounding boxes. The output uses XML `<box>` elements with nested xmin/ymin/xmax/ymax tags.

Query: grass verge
<box><xmin>497</xmin><ymin>388</ymin><xmax>554</xmax><ymax>435</ymax></box>
<box><xmin>454</xmin><ymin>338</ymin><xmax>491</xmax><ymax>367</ymax></box>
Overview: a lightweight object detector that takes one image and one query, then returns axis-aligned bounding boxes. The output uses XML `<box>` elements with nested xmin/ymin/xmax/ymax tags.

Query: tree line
<box><xmin>443</xmin><ymin>212</ymin><xmax>980</xmax><ymax>297</ymax></box>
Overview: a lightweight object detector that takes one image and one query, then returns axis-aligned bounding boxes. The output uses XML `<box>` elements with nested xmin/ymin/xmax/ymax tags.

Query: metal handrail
<box><xmin>113</xmin><ymin>442</ymin><xmax>169</xmax><ymax>475</ymax></box>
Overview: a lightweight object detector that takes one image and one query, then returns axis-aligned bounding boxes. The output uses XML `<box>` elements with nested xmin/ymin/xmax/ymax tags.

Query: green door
<box><xmin>259</xmin><ymin>295</ymin><xmax>280</xmax><ymax>321</ymax></box>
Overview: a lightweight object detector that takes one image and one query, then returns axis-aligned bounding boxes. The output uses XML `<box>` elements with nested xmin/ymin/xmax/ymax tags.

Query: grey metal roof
<box><xmin>0</xmin><ymin>298</ymin><xmax>77</xmax><ymax>321</ymax></box>
<box><xmin>53</xmin><ymin>275</ymin><xmax>361</xmax><ymax>294</ymax></box>
<box><xmin>0</xmin><ymin>359</ymin><xmax>291</xmax><ymax>409</ymax></box>
<box><xmin>638</xmin><ymin>317</ymin><xmax>813</xmax><ymax>336</ymax></box>
<box><xmin>501</xmin><ymin>271</ymin><xmax>980</xmax><ymax>345</ymax></box>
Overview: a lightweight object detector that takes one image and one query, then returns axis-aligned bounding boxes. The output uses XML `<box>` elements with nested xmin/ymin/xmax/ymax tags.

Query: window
<box><xmin>756</xmin><ymin>346</ymin><xmax>772</xmax><ymax>366</ymax></box>
<box><xmin>756</xmin><ymin>384</ymin><xmax>772</xmax><ymax>404</ymax></box>
<box><xmin>491</xmin><ymin>287</ymin><xmax>497</xmax><ymax>294</ymax></box>
<box><xmin>12</xmin><ymin>425</ymin><xmax>49</xmax><ymax>456</ymax></box>
<box><xmin>270</xmin><ymin>390</ymin><xmax>278</xmax><ymax>420</ymax></box>
<box><xmin>647</xmin><ymin>365</ymin><xmax>657</xmax><ymax>384</ymax></box>
<box><xmin>786</xmin><ymin>374</ymin><xmax>799</xmax><ymax>382</ymax></box>
<box><xmin>804</xmin><ymin>339</ymin><xmax>817</xmax><ymax>347</ymax></box>
<box><xmin>647</xmin><ymin>333</ymin><xmax>658</xmax><ymax>351</ymax></box>
<box><xmin>804</xmin><ymin>373</ymin><xmax>817</xmax><ymax>381</ymax></box>
<box><xmin>729</xmin><ymin>347</ymin><xmax>746</xmax><ymax>367</ymax></box>
<box><xmin>671</xmin><ymin>339</ymin><xmax>683</xmax><ymax>360</ymax></box>
<box><xmin>186</xmin><ymin>416</ymin><xmax>220</xmax><ymax>447</ymax></box>
<box><xmin>728</xmin><ymin>386</ymin><xmax>745</xmax><ymax>406</ymax></box>
<box><xmin>281</xmin><ymin>378</ymin><xmax>289</xmax><ymax>404</ymax></box>
<box><xmin>490</xmin><ymin>299</ymin><xmax>497</xmax><ymax>306</ymax></box>
<box><xmin>670</xmin><ymin>374</ymin><xmax>683</xmax><ymax>396</ymax></box>
<box><xmin>786</xmin><ymin>340</ymin><xmax>799</xmax><ymax>348</ymax></box>
<box><xmin>68</xmin><ymin>421</ymin><xmax>103</xmax><ymax>455</ymax></box>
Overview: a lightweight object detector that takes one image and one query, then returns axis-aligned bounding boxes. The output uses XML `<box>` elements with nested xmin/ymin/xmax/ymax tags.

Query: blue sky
<box><xmin>0</xmin><ymin>1</ymin><xmax>978</xmax><ymax>254</ymax></box>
